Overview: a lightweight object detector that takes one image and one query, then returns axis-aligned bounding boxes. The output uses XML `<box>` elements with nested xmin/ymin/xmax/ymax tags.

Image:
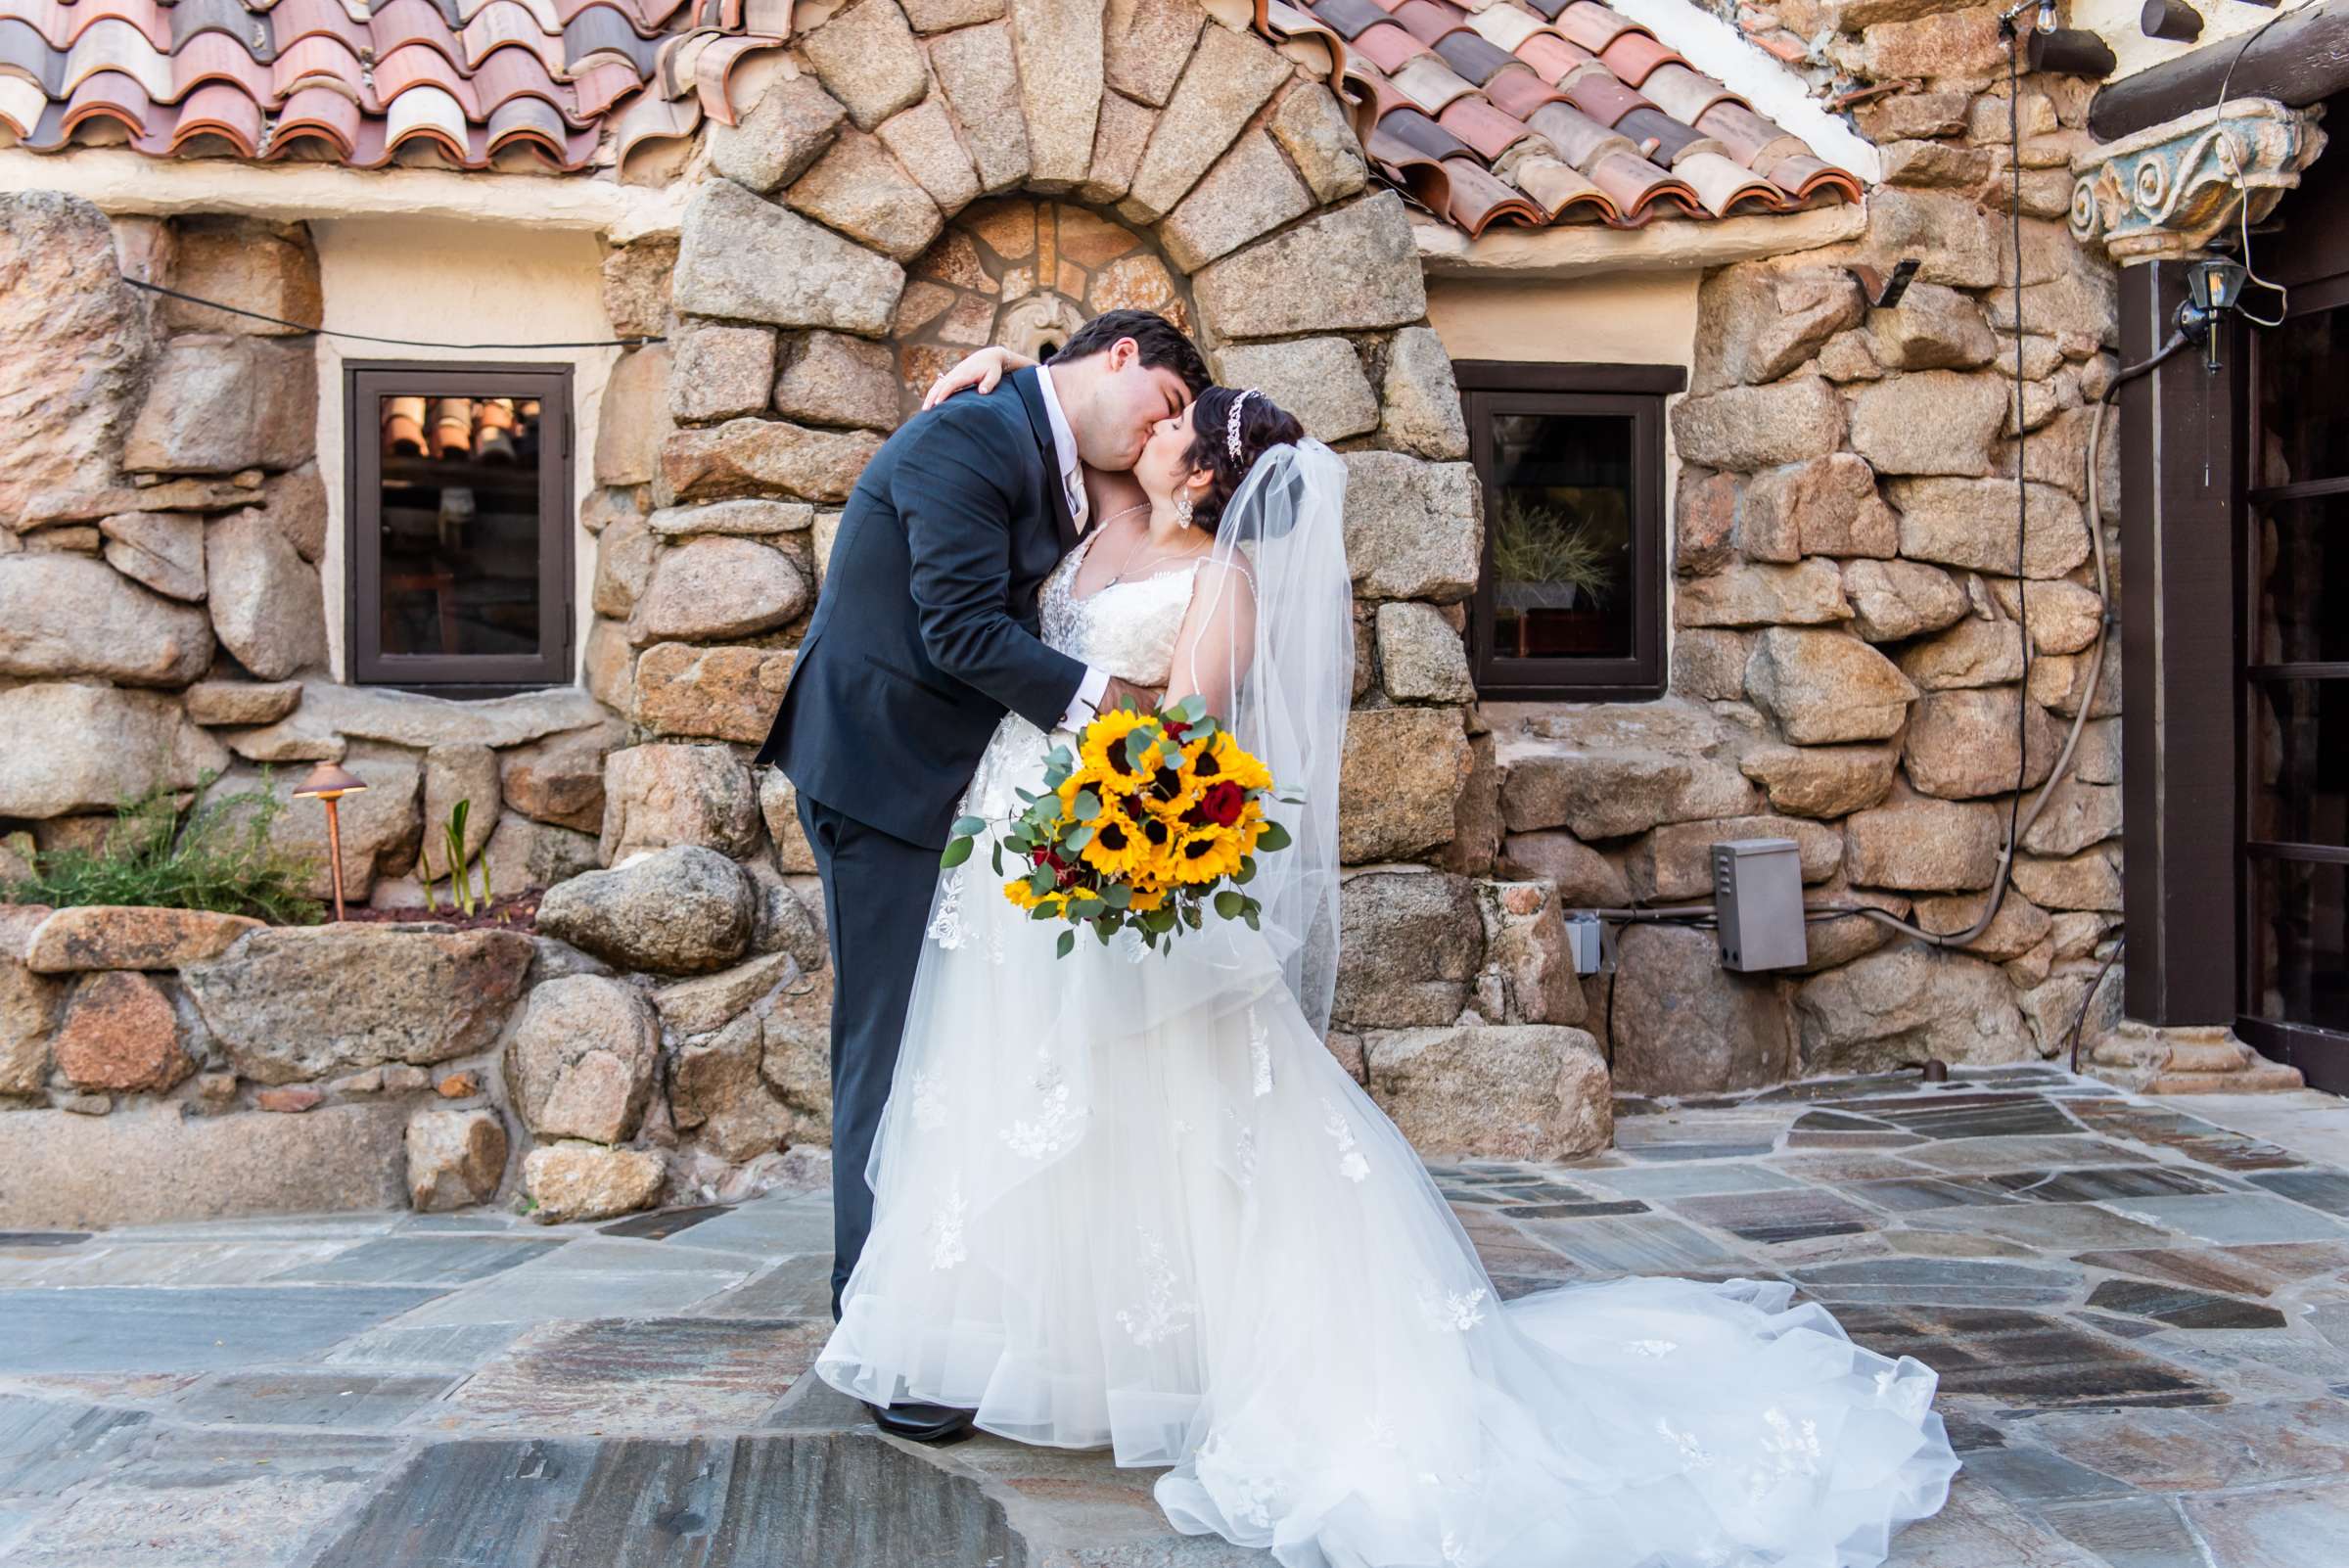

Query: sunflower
<box><xmin>1055</xmin><ymin>763</ymin><xmax>1130</xmax><ymax>822</ymax></box>
<box><xmin>1003</xmin><ymin>879</ymin><xmax>1068</xmax><ymax>917</ymax></box>
<box><xmin>1189</xmin><ymin>730</ymin><xmax>1272</xmax><ymax>794</ymax></box>
<box><xmin>1126</xmin><ymin>880</ymin><xmax>1171</xmax><ymax>914</ymax></box>
<box><xmin>1169</xmin><ymin>824</ymin><xmax>1246</xmax><ymax>885</ymax></box>
<box><xmin>1127</xmin><ymin>808</ymin><xmax>1180</xmax><ymax>875</ymax></box>
<box><xmin>1077</xmin><ymin>804</ymin><xmax>1154</xmax><ymax>877</ymax></box>
<box><xmin>1078</xmin><ymin>709</ymin><xmax>1156</xmax><ymax>784</ymax></box>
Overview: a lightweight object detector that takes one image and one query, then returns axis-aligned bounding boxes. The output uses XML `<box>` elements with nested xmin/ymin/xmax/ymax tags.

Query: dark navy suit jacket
<box><xmin>755</xmin><ymin>367</ymin><xmax>1086</xmax><ymax>849</ymax></box>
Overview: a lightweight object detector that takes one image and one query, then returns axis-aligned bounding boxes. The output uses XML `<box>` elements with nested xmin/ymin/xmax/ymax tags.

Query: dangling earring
<box><xmin>1174</xmin><ymin>492</ymin><xmax>1194</xmax><ymax>528</ymax></box>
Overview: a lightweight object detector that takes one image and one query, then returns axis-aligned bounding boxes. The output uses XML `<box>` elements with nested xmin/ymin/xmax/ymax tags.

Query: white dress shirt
<box><xmin>1036</xmin><ymin>365</ymin><xmax>1113</xmax><ymax>730</ymax></box>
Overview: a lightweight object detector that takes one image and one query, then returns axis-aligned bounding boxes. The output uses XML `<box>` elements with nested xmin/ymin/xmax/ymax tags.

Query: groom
<box><xmin>756</xmin><ymin>309</ymin><xmax>1210</xmax><ymax>1441</ymax></box>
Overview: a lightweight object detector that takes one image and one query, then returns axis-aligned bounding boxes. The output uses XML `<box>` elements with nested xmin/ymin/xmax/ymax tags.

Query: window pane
<box><xmin>2253</xmin><ymin>495</ymin><xmax>2349</xmax><ymax>665</ymax></box>
<box><xmin>2248</xmin><ymin>856</ymin><xmax>2349</xmax><ymax>1034</ymax></box>
<box><xmin>2249</xmin><ymin>678</ymin><xmax>2349</xmax><ymax>848</ymax></box>
<box><xmin>2256</xmin><ymin>305</ymin><xmax>2349</xmax><ymax>487</ymax></box>
<box><xmin>377</xmin><ymin>393</ymin><xmax>546</xmax><ymax>660</ymax></box>
<box><xmin>1486</xmin><ymin>411</ymin><xmax>1636</xmax><ymax>665</ymax></box>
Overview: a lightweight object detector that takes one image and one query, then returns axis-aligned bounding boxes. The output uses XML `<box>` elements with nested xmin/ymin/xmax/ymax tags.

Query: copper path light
<box><xmin>292</xmin><ymin>762</ymin><xmax>368</xmax><ymax>922</ymax></box>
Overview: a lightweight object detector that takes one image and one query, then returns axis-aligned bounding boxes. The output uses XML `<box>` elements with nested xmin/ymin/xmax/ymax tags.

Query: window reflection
<box><xmin>376</xmin><ymin>394</ymin><xmax>547</xmax><ymax>660</ymax></box>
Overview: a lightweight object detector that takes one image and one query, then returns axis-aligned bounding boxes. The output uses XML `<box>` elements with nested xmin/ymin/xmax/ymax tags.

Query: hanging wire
<box><xmin>2210</xmin><ymin>6</ymin><xmax>2302</xmax><ymax>329</ymax></box>
<box><xmin>121</xmin><ymin>279</ymin><xmax>665</xmax><ymax>350</ymax></box>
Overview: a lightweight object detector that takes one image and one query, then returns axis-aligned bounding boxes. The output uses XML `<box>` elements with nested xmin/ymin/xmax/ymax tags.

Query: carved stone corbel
<box><xmin>2069</xmin><ymin>97</ymin><xmax>2326</xmax><ymax>265</ymax></box>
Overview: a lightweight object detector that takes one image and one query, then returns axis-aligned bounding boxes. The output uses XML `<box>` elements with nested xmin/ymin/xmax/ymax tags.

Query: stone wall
<box><xmin>1457</xmin><ymin>0</ymin><xmax>2127</xmax><ymax>1096</ymax></box>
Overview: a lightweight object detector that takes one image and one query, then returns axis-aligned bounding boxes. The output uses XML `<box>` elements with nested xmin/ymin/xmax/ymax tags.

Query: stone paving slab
<box><xmin>5</xmin><ymin>1065</ymin><xmax>2349</xmax><ymax>1567</ymax></box>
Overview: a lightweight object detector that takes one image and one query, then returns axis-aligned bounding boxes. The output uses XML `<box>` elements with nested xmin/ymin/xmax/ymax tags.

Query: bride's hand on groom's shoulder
<box><xmin>922</xmin><ymin>346</ymin><xmax>1035</xmax><ymax>410</ymax></box>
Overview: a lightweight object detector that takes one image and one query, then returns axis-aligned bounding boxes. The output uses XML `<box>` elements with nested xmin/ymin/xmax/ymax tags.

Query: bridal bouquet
<box><xmin>940</xmin><ymin>696</ymin><xmax>1296</xmax><ymax>958</ymax></box>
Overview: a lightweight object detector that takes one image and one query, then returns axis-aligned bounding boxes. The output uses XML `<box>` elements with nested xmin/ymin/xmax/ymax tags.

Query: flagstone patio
<box><xmin>6</xmin><ymin>1067</ymin><xmax>2348</xmax><ymax>1567</ymax></box>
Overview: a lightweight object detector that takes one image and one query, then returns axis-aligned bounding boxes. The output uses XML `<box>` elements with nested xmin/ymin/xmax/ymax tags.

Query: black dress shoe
<box><xmin>867</xmin><ymin>1399</ymin><xmax>976</xmax><ymax>1444</ymax></box>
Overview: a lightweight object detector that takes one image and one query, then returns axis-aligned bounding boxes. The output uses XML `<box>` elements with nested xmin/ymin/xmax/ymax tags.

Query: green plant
<box><xmin>1489</xmin><ymin>491</ymin><xmax>1615</xmax><ymax>606</ymax></box>
<box><xmin>420</xmin><ymin>799</ymin><xmax>494</xmax><ymax>917</ymax></box>
<box><xmin>0</xmin><ymin>769</ymin><xmax>323</xmax><ymax>924</ymax></box>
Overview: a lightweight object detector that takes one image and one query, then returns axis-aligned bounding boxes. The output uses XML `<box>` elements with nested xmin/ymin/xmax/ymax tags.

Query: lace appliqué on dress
<box><xmin>1115</xmin><ymin>1225</ymin><xmax>1198</xmax><ymax>1349</ymax></box>
<box><xmin>925</xmin><ymin>864</ymin><xmax>1006</xmax><ymax>965</ymax></box>
<box><xmin>1000</xmin><ymin>1051</ymin><xmax>1086</xmax><ymax>1161</ymax></box>
<box><xmin>1746</xmin><ymin>1407</ymin><xmax>1823</xmax><ymax>1503</ymax></box>
<box><xmin>1624</xmin><ymin>1338</ymin><xmax>1679</xmax><ymax>1359</ymax></box>
<box><xmin>1196</xmin><ymin>1435</ymin><xmax>1283</xmax><ymax>1533</ymax></box>
<box><xmin>1417</xmin><ymin>1284</ymin><xmax>1488</xmax><ymax>1333</ymax></box>
<box><xmin>1248</xmin><ymin>1009</ymin><xmax>1273</xmax><ymax>1097</ymax></box>
<box><xmin>1320</xmin><ymin>1097</ymin><xmax>1370</xmax><ymax>1182</ymax></box>
<box><xmin>928</xmin><ymin>1176</ymin><xmax>968</xmax><ymax>1271</ymax></box>
<box><xmin>908</xmin><ymin>1069</ymin><xmax>947</xmax><ymax>1132</ymax></box>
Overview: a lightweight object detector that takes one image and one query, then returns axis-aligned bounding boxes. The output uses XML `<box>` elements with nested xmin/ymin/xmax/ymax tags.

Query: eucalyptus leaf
<box><xmin>1242</xmin><ymin>907</ymin><xmax>1261</xmax><ymax>931</ymax></box>
<box><xmin>941</xmin><ymin>838</ymin><xmax>974</xmax><ymax>869</ymax></box>
<box><xmin>1256</xmin><ymin>820</ymin><xmax>1293</xmax><ymax>853</ymax></box>
<box><xmin>1214</xmin><ymin>890</ymin><xmax>1244</xmax><ymax>919</ymax></box>
<box><xmin>1233</xmin><ymin>856</ymin><xmax>1257</xmax><ymax>886</ymax></box>
<box><xmin>1056</xmin><ymin>930</ymin><xmax>1076</xmax><ymax>959</ymax></box>
<box><xmin>1102</xmin><ymin>882</ymin><xmax>1132</xmax><ymax>909</ymax></box>
<box><xmin>1074</xmin><ymin>789</ymin><xmax>1101</xmax><ymax>822</ymax></box>
<box><xmin>990</xmin><ymin>842</ymin><xmax>1004</xmax><ymax>876</ymax></box>
<box><xmin>1068</xmin><ymin>896</ymin><xmax>1104</xmax><ymax>921</ymax></box>
<box><xmin>951</xmin><ymin>815</ymin><xmax>989</xmax><ymax>838</ymax></box>
<box><xmin>1067</xmin><ymin>824</ymin><xmax>1095</xmax><ymax>851</ymax></box>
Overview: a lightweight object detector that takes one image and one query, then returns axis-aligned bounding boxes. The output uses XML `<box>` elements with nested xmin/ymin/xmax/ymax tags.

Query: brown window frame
<box><xmin>344</xmin><ymin>360</ymin><xmax>576</xmax><ymax>694</ymax></box>
<box><xmin>1456</xmin><ymin>360</ymin><xmax>1682</xmax><ymax>703</ymax></box>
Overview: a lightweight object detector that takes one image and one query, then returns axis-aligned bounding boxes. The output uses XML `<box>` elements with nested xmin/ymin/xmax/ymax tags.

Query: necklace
<box><xmin>1090</xmin><ymin>505</ymin><xmax>1203</xmax><ymax>591</ymax></box>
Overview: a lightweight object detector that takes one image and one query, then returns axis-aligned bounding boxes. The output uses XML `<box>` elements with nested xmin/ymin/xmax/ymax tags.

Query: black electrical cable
<box><xmin>2004</xmin><ymin>27</ymin><xmax>2033</xmax><ymax>936</ymax></box>
<box><xmin>122</xmin><ymin>278</ymin><xmax>665</xmax><ymax>350</ymax></box>
<box><xmin>2068</xmin><ymin>935</ymin><xmax>2125</xmax><ymax>1073</ymax></box>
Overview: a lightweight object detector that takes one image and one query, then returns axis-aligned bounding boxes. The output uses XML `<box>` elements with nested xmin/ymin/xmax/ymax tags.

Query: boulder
<box><xmin>536</xmin><ymin>845</ymin><xmax>759</xmax><ymax>975</ymax></box>
<box><xmin>1189</xmin><ymin>193</ymin><xmax>1425</xmax><ymax>338</ymax></box>
<box><xmin>1669</xmin><ymin>378</ymin><xmax>1844</xmax><ymax>473</ymax></box>
<box><xmin>123</xmin><ymin>335</ymin><xmax>313</xmax><ymax>475</ymax></box>
<box><xmin>1847</xmin><ymin>371</ymin><xmax>2008</xmax><ymax>477</ymax></box>
<box><xmin>1677</xmin><ymin>468</ymin><xmax>1737</xmax><ymax>575</ymax></box>
<box><xmin>2019</xmin><ymin>777</ymin><xmax>2120</xmax><ymax>857</ymax></box>
<box><xmin>1364</xmin><ymin>1025</ymin><xmax>1611</xmax><ymax>1161</ymax></box>
<box><xmin>592</xmin><ymin>511</ymin><xmax>656</xmax><ymax>617</ymax></box>
<box><xmin>1737</xmin><ymin>743</ymin><xmax>1898</xmax><ymax>819</ymax></box>
<box><xmin>1911</xmin><ymin>890</ymin><xmax>2053</xmax><ymax>962</ymax></box>
<box><xmin>670</xmin><ymin>1007</ymin><xmax>798</xmax><ymax>1162</ymax></box>
<box><xmin>1433</xmin><ymin>730</ymin><xmax>1503</xmax><ymax>878</ymax></box>
<box><xmin>758</xmin><ymin>968</ymin><xmax>836</xmax><ymax>1141</ymax></box>
<box><xmin>1333</xmin><ymin>871</ymin><xmax>1482</xmax><ymax>1028</ymax></box>
<box><xmin>758</xmin><ymin>770</ymin><xmax>819</xmax><ymax>874</ymax></box>
<box><xmin>800</xmin><ymin>0</ymin><xmax>930</xmax><ymax>130</ymax></box>
<box><xmin>1672</xmin><ymin>628</ymin><xmax>1751</xmax><ymax>701</ymax></box>
<box><xmin>1497</xmin><ymin>702</ymin><xmax>1757</xmax><ymax>840</ymax></box>
<box><xmin>1470</xmin><ymin>880</ymin><xmax>1586</xmax><ymax>1027</ymax></box>
<box><xmin>787</xmin><ymin>130</ymin><xmax>944</xmax><ymax>262</ymax></box>
<box><xmin>600</xmin><ymin>744</ymin><xmax>763</xmax><ymax>863</ymax></box>
<box><xmin>1744</xmin><ymin>627</ymin><xmax>1918</xmax><ymax>744</ymax></box>
<box><xmin>709</xmin><ymin>73</ymin><xmax>849</xmax><ymax>194</ymax></box>
<box><xmin>929</xmin><ymin>22</ymin><xmax>1032</xmax><ymax>193</ymax></box>
<box><xmin>634</xmin><ymin>537</ymin><xmax>810</xmax><ymax>643</ymax></box>
<box><xmin>1342</xmin><ymin>452</ymin><xmax>1482</xmax><ymax>602</ymax></box>
<box><xmin>1213</xmin><ymin>337</ymin><xmax>1377</xmax><ymax>443</ymax></box>
<box><xmin>1845</xmin><ymin>796</ymin><xmax>2004</xmax><ymax>891</ymax></box>
<box><xmin>1867</xmin><ymin>282</ymin><xmax>1998</xmax><ymax>370</ymax></box>
<box><xmin>183</xmin><ymin>679</ymin><xmax>300</xmax><ymax>727</ymax></box>
<box><xmin>1792</xmin><ymin>883</ymin><xmax>1911</xmax><ymax>974</ymax></box>
<box><xmin>1904</xmin><ymin>688</ymin><xmax>2061</xmax><ymax>799</ymax></box>
<box><xmin>523</xmin><ymin>1142</ymin><xmax>665</xmax><ymax>1223</ymax></box>
<box><xmin>222</xmin><ymin>680</ymin><xmax>605</xmax><ymax>759</ymax></box>
<box><xmin>1121</xmin><ymin>21</ymin><xmax>1295</xmax><ymax>221</ymax></box>
<box><xmin>1794</xmin><ymin>944</ymin><xmax>2034</xmax><ymax>1073</ymax></box>
<box><xmin>1990</xmin><ymin>578</ymin><xmax>2103</xmax><ymax>656</ymax></box>
<box><xmin>0</xmin><ymin>553</ymin><xmax>214</xmax><ymax>687</ymax></box>
<box><xmin>1268</xmin><ymin>81</ymin><xmax>1369</xmax><ymax>203</ymax></box>
<box><xmin>1496</xmin><ymin>832</ymin><xmax>1632</xmax><ymax>906</ymax></box>
<box><xmin>421</xmin><ymin>742</ymin><xmax>499</xmax><ymax>869</ymax></box>
<box><xmin>1161</xmin><ymin>131</ymin><xmax>1314</xmax><ymax>273</ymax></box>
<box><xmin>659</xmin><ymin>419</ymin><xmax>886</xmax><ymax>507</ymax></box>
<box><xmin>1740</xmin><ymin>455</ymin><xmax>1896</xmax><ymax>561</ymax></box>
<box><xmin>633</xmin><ymin>644</ymin><xmax>797</xmax><ymax>746</ymax></box>
<box><xmin>668</xmin><ymin>322</ymin><xmax>777</xmax><ymax>425</ymax></box>
<box><xmin>223</xmin><ymin>752</ymin><xmax>421</xmax><ymax>900</ymax></box>
<box><xmin>100</xmin><ymin>510</ymin><xmax>206</xmax><ymax>600</ymax></box>
<box><xmin>1336</xmin><ymin>707</ymin><xmax>1472</xmax><ymax>862</ymax></box>
<box><xmin>1888</xmin><ymin>477</ymin><xmax>2089</xmax><ymax>579</ymax></box>
<box><xmin>503</xmin><ymin>975</ymin><xmax>660</xmax><ymax>1144</ymax></box>
<box><xmin>772</xmin><ymin>332</ymin><xmax>902</xmax><ymax>434</ymax></box>
<box><xmin>671</xmin><ymin>181</ymin><xmax>904</xmax><ymax>335</ymax></box>
<box><xmin>1842</xmin><ymin>558</ymin><xmax>1969</xmax><ymax>642</ymax></box>
<box><xmin>2011</xmin><ymin>846</ymin><xmax>2122</xmax><ymax>911</ymax></box>
<box><xmin>1374</xmin><ymin>602</ymin><xmax>1474</xmax><ymax>703</ymax></box>
<box><xmin>23</xmin><ymin>906</ymin><xmax>262</xmax><ymax>973</ymax></box>
<box><xmin>405</xmin><ymin>1108</ymin><xmax>508</xmax><ymax>1212</ymax></box>
<box><xmin>654</xmin><ymin>950</ymin><xmax>797</xmax><ymax>1037</ymax></box>
<box><xmin>481</xmin><ymin>812</ymin><xmax>601</xmax><ymax>895</ymax></box>
<box><xmin>877</xmin><ymin>98</ymin><xmax>984</xmax><ymax>213</ymax></box>
<box><xmin>255</xmin><ymin>461</ymin><xmax>329</xmax><ymax>563</ymax></box>
<box><xmin>1103</xmin><ymin>0</ymin><xmax>1203</xmax><ymax>104</ymax></box>
<box><xmin>646</xmin><ymin>499</ymin><xmax>816</xmax><ymax>539</ymax></box>
<box><xmin>1</xmin><ymin>952</ymin><xmax>59</xmax><ymax>1096</ymax></box>
<box><xmin>595</xmin><ymin>345</ymin><xmax>673</xmax><ymax>487</ymax></box>
<box><xmin>1609</xmin><ymin>925</ymin><xmax>1797</xmax><ymax>1095</ymax></box>
<box><xmin>602</xmin><ymin>236</ymin><xmax>677</xmax><ymax>340</ymax></box>
<box><xmin>1896</xmin><ymin>619</ymin><xmax>2025</xmax><ymax>690</ymax></box>
<box><xmin>0</xmin><ymin>193</ymin><xmax>150</xmax><ymax>525</ymax></box>
<box><xmin>501</xmin><ymin>722</ymin><xmax>623</xmax><ymax>834</ymax></box>
<box><xmin>1632</xmin><ymin>815</ymin><xmax>1842</xmax><ymax>901</ymax></box>
<box><xmin>207</xmin><ymin>507</ymin><xmax>329</xmax><ymax>680</ymax></box>
<box><xmin>51</xmin><ymin>970</ymin><xmax>192</xmax><ymax>1093</ymax></box>
<box><xmin>0</xmin><ymin>683</ymin><xmax>227</xmax><ymax>819</ymax></box>
<box><xmin>1675</xmin><ymin>560</ymin><xmax>1851</xmax><ymax>627</ymax></box>
<box><xmin>1690</xmin><ymin>261</ymin><xmax>1865</xmax><ymax>392</ymax></box>
<box><xmin>182</xmin><ymin>926</ymin><xmax>533</xmax><ymax>1084</ymax></box>
<box><xmin>1380</xmin><ymin>326</ymin><xmax>1468</xmax><ymax>460</ymax></box>
<box><xmin>747</xmin><ymin>864</ymin><xmax>829</xmax><ymax>972</ymax></box>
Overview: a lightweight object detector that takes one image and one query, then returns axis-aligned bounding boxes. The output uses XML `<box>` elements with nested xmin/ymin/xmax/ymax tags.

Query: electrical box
<box><xmin>1563</xmin><ymin>912</ymin><xmax>1614</xmax><ymax>976</ymax></box>
<box><xmin>1712</xmin><ymin>839</ymin><xmax>1807</xmax><ymax>973</ymax></box>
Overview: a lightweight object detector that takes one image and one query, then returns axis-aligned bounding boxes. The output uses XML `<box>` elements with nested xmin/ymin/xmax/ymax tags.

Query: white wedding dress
<box><xmin>815</xmin><ymin>509</ymin><xmax>1958</xmax><ymax>1567</ymax></box>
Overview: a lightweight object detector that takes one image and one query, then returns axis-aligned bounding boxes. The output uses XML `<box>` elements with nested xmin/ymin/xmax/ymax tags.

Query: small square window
<box><xmin>346</xmin><ymin>362</ymin><xmax>575</xmax><ymax>692</ymax></box>
<box><xmin>1457</xmin><ymin>361</ymin><xmax>1682</xmax><ymax>702</ymax></box>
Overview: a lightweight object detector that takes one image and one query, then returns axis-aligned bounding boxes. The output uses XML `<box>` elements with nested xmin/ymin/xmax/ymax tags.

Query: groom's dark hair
<box><xmin>1048</xmin><ymin>309</ymin><xmax>1210</xmax><ymax>396</ymax></box>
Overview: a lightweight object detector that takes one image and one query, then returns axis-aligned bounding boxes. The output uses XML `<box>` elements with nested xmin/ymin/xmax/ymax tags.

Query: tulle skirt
<box><xmin>816</xmin><ymin>744</ymin><xmax>1958</xmax><ymax>1568</ymax></box>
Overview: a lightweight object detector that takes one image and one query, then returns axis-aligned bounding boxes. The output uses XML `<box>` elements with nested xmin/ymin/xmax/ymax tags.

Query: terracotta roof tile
<box><xmin>1254</xmin><ymin>0</ymin><xmax>1858</xmax><ymax>233</ymax></box>
<box><xmin>0</xmin><ymin>0</ymin><xmax>779</xmax><ymax>170</ymax></box>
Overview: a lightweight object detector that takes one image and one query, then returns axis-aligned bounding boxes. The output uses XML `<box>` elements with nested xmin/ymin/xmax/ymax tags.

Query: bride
<box><xmin>813</xmin><ymin>350</ymin><xmax>1958</xmax><ymax>1567</ymax></box>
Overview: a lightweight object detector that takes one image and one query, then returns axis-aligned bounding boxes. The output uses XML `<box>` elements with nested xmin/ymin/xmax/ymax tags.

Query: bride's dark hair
<box><xmin>1180</xmin><ymin>387</ymin><xmax>1306</xmax><ymax>536</ymax></box>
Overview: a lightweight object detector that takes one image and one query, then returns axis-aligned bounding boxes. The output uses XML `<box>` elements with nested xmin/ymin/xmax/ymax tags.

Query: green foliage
<box><xmin>0</xmin><ymin>769</ymin><xmax>322</xmax><ymax>924</ymax></box>
<box><xmin>419</xmin><ymin>799</ymin><xmax>494</xmax><ymax>917</ymax></box>
<box><xmin>1488</xmin><ymin>490</ymin><xmax>1615</xmax><ymax>605</ymax></box>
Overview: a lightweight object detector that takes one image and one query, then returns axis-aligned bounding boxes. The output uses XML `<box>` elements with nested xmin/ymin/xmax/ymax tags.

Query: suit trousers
<box><xmin>795</xmin><ymin>787</ymin><xmax>941</xmax><ymax>1322</ymax></box>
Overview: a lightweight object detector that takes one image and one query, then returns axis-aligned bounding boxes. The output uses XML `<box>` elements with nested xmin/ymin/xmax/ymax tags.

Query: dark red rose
<box><xmin>1162</xmin><ymin>717</ymin><xmax>1190</xmax><ymax>739</ymax></box>
<box><xmin>1199</xmin><ymin>781</ymin><xmax>1246</xmax><ymax>828</ymax></box>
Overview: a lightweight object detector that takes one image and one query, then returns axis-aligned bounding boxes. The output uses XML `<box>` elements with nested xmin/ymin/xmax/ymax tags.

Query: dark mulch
<box><xmin>334</xmin><ymin>890</ymin><xmax>542</xmax><ymax>933</ymax></box>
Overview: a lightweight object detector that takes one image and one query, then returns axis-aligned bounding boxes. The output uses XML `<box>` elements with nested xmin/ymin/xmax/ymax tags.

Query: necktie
<box><xmin>1064</xmin><ymin>468</ymin><xmax>1088</xmax><ymax>533</ymax></box>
